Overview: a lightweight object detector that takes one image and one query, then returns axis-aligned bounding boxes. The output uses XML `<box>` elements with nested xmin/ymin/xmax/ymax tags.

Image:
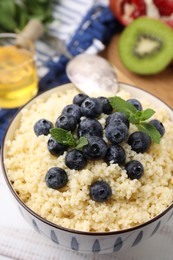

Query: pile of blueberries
<box><xmin>34</xmin><ymin>93</ymin><xmax>165</xmax><ymax>202</ymax></box>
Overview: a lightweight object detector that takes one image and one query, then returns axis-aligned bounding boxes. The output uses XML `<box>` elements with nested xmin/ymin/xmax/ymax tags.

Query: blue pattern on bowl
<box><xmin>71</xmin><ymin>237</ymin><xmax>79</xmax><ymax>251</ymax></box>
<box><xmin>92</xmin><ymin>239</ymin><xmax>100</xmax><ymax>253</ymax></box>
<box><xmin>51</xmin><ymin>230</ymin><xmax>59</xmax><ymax>244</ymax></box>
<box><xmin>167</xmin><ymin>210</ymin><xmax>173</xmax><ymax>222</ymax></box>
<box><xmin>150</xmin><ymin>221</ymin><xmax>161</xmax><ymax>237</ymax></box>
<box><xmin>32</xmin><ymin>219</ymin><xmax>40</xmax><ymax>233</ymax></box>
<box><xmin>113</xmin><ymin>237</ymin><xmax>123</xmax><ymax>252</ymax></box>
<box><xmin>18</xmin><ymin>206</ymin><xmax>24</xmax><ymax>218</ymax></box>
<box><xmin>132</xmin><ymin>231</ymin><xmax>143</xmax><ymax>247</ymax></box>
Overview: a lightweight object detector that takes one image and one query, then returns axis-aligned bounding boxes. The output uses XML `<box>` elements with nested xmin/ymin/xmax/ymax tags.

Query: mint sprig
<box><xmin>137</xmin><ymin>123</ymin><xmax>161</xmax><ymax>144</ymax></box>
<box><xmin>109</xmin><ymin>96</ymin><xmax>161</xmax><ymax>144</ymax></box>
<box><xmin>109</xmin><ymin>96</ymin><xmax>137</xmax><ymax>117</ymax></box>
<box><xmin>50</xmin><ymin>128</ymin><xmax>88</xmax><ymax>149</ymax></box>
<box><xmin>50</xmin><ymin>128</ymin><xmax>76</xmax><ymax>146</ymax></box>
<box><xmin>76</xmin><ymin>136</ymin><xmax>88</xmax><ymax>149</ymax></box>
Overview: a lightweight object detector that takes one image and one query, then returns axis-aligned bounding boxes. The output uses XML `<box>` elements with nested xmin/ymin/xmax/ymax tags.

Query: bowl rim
<box><xmin>1</xmin><ymin>82</ymin><xmax>173</xmax><ymax>236</ymax></box>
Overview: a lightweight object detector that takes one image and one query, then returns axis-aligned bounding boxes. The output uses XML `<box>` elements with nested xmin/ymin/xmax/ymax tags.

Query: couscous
<box><xmin>5</xmin><ymin>86</ymin><xmax>173</xmax><ymax>232</ymax></box>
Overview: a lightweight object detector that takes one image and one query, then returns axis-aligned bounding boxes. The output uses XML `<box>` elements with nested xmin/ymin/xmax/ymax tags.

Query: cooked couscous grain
<box><xmin>5</xmin><ymin>86</ymin><xmax>173</xmax><ymax>232</ymax></box>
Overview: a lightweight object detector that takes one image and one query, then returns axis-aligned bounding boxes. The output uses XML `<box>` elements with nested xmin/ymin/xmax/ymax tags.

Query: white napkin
<box><xmin>0</xmin><ymin>167</ymin><xmax>173</xmax><ymax>260</ymax></box>
<box><xmin>36</xmin><ymin>0</ymin><xmax>108</xmax><ymax>78</ymax></box>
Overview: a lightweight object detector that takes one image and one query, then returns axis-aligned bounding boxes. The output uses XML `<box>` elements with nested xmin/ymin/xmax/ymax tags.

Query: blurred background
<box><xmin>0</xmin><ymin>0</ymin><xmax>53</xmax><ymax>33</ymax></box>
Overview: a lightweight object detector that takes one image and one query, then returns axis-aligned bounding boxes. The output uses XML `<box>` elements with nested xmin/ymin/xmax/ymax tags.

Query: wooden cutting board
<box><xmin>102</xmin><ymin>35</ymin><xmax>173</xmax><ymax>108</ymax></box>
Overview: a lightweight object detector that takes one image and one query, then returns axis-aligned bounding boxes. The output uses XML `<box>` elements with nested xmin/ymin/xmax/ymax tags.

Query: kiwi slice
<box><xmin>119</xmin><ymin>17</ymin><xmax>173</xmax><ymax>75</ymax></box>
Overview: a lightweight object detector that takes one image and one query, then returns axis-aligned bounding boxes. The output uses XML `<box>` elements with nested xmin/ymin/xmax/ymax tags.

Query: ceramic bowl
<box><xmin>1</xmin><ymin>83</ymin><xmax>173</xmax><ymax>254</ymax></box>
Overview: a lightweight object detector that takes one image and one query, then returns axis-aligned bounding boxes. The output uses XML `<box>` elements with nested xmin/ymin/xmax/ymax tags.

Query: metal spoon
<box><xmin>66</xmin><ymin>54</ymin><xmax>118</xmax><ymax>95</ymax></box>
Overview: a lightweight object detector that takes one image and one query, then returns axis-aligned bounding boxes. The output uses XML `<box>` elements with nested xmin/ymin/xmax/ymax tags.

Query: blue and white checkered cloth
<box><xmin>0</xmin><ymin>0</ymin><xmax>122</xmax><ymax>146</ymax></box>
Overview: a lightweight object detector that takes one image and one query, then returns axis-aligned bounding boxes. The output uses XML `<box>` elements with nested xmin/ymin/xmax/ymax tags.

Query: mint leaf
<box><xmin>50</xmin><ymin>128</ymin><xmax>76</xmax><ymax>147</ymax></box>
<box><xmin>50</xmin><ymin>128</ymin><xmax>88</xmax><ymax>149</ymax></box>
<box><xmin>109</xmin><ymin>96</ymin><xmax>160</xmax><ymax>144</ymax></box>
<box><xmin>134</xmin><ymin>111</ymin><xmax>143</xmax><ymax>124</ymax></box>
<box><xmin>109</xmin><ymin>97</ymin><xmax>156</xmax><ymax>123</ymax></box>
<box><xmin>76</xmin><ymin>136</ymin><xmax>88</xmax><ymax>149</ymax></box>
<box><xmin>129</xmin><ymin>114</ymin><xmax>140</xmax><ymax>124</ymax></box>
<box><xmin>137</xmin><ymin>122</ymin><xmax>161</xmax><ymax>144</ymax></box>
<box><xmin>140</xmin><ymin>109</ymin><xmax>155</xmax><ymax>121</ymax></box>
<box><xmin>132</xmin><ymin>109</ymin><xmax>155</xmax><ymax>124</ymax></box>
<box><xmin>66</xmin><ymin>132</ymin><xmax>76</xmax><ymax>147</ymax></box>
<box><xmin>109</xmin><ymin>96</ymin><xmax>137</xmax><ymax>118</ymax></box>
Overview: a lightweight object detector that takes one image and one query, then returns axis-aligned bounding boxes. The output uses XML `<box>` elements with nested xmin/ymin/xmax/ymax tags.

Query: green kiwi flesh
<box><xmin>119</xmin><ymin>17</ymin><xmax>173</xmax><ymax>75</ymax></box>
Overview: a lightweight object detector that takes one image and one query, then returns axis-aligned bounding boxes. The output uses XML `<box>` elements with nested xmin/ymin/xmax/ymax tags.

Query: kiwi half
<box><xmin>119</xmin><ymin>17</ymin><xmax>173</xmax><ymax>75</ymax></box>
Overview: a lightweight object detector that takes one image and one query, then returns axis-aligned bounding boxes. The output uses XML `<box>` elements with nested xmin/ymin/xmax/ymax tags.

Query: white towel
<box><xmin>36</xmin><ymin>0</ymin><xmax>108</xmax><ymax>77</ymax></box>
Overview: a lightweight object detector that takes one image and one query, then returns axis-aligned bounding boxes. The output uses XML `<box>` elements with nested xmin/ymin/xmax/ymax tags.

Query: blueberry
<box><xmin>127</xmin><ymin>99</ymin><xmax>143</xmax><ymax>111</ymax></box>
<box><xmin>83</xmin><ymin>136</ymin><xmax>107</xmax><ymax>160</ymax></box>
<box><xmin>98</xmin><ymin>96</ymin><xmax>113</xmax><ymax>115</ymax></box>
<box><xmin>125</xmin><ymin>160</ymin><xmax>144</xmax><ymax>180</ymax></box>
<box><xmin>55</xmin><ymin>115</ymin><xmax>77</xmax><ymax>132</ymax></box>
<box><xmin>81</xmin><ymin>97</ymin><xmax>102</xmax><ymax>118</ymax></box>
<box><xmin>77</xmin><ymin>118</ymin><xmax>103</xmax><ymax>138</ymax></box>
<box><xmin>34</xmin><ymin>118</ymin><xmax>53</xmax><ymax>136</ymax></box>
<box><xmin>45</xmin><ymin>167</ymin><xmax>68</xmax><ymax>189</ymax></box>
<box><xmin>105</xmin><ymin>123</ymin><xmax>128</xmax><ymax>144</ymax></box>
<box><xmin>106</xmin><ymin>112</ymin><xmax>129</xmax><ymax>128</ymax></box>
<box><xmin>149</xmin><ymin>119</ymin><xmax>165</xmax><ymax>137</ymax></box>
<box><xmin>65</xmin><ymin>149</ymin><xmax>87</xmax><ymax>170</ymax></box>
<box><xmin>62</xmin><ymin>104</ymin><xmax>82</xmax><ymax>123</ymax></box>
<box><xmin>47</xmin><ymin>137</ymin><xmax>67</xmax><ymax>156</ymax></box>
<box><xmin>128</xmin><ymin>131</ymin><xmax>151</xmax><ymax>153</ymax></box>
<box><xmin>104</xmin><ymin>145</ymin><xmax>126</xmax><ymax>166</ymax></box>
<box><xmin>73</xmin><ymin>93</ymin><xmax>89</xmax><ymax>106</ymax></box>
<box><xmin>90</xmin><ymin>181</ymin><xmax>112</xmax><ymax>202</ymax></box>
